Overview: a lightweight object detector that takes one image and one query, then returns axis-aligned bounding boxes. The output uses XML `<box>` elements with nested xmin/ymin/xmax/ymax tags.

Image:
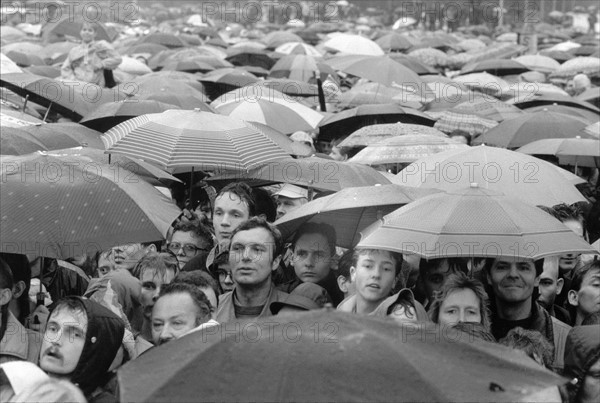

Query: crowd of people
<box><xmin>1</xmin><ymin>0</ymin><xmax>600</xmax><ymax>402</ymax></box>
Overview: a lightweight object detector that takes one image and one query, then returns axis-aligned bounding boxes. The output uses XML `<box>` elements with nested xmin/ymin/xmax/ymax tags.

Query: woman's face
<box><xmin>438</xmin><ymin>288</ymin><xmax>482</xmax><ymax>327</ymax></box>
<box><xmin>80</xmin><ymin>25</ymin><xmax>96</xmax><ymax>43</ymax></box>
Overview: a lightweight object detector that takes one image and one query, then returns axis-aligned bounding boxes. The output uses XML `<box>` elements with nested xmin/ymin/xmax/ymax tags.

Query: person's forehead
<box><xmin>51</xmin><ymin>307</ymin><xmax>88</xmax><ymax>328</ymax></box>
<box><xmin>172</xmin><ymin>230</ymin><xmax>204</xmax><ymax>244</ymax></box>
<box><xmin>141</xmin><ymin>268</ymin><xmax>175</xmax><ymax>282</ymax></box>
<box><xmin>444</xmin><ymin>288</ymin><xmax>479</xmax><ymax>304</ymax></box>
<box><xmin>154</xmin><ymin>293</ymin><xmax>198</xmax><ymax>315</ymax></box>
<box><xmin>582</xmin><ymin>268</ymin><xmax>600</xmax><ymax>283</ymax></box>
<box><xmin>295</xmin><ymin>232</ymin><xmax>330</xmax><ymax>250</ymax></box>
<box><xmin>231</xmin><ymin>227</ymin><xmax>274</xmax><ymax>245</ymax></box>
<box><xmin>494</xmin><ymin>257</ymin><xmax>534</xmax><ymax>266</ymax></box>
<box><xmin>215</xmin><ymin>192</ymin><xmax>249</xmax><ymax>212</ymax></box>
<box><xmin>357</xmin><ymin>250</ymin><xmax>395</xmax><ymax>265</ymax></box>
<box><xmin>427</xmin><ymin>260</ymin><xmax>451</xmax><ymax>274</ymax></box>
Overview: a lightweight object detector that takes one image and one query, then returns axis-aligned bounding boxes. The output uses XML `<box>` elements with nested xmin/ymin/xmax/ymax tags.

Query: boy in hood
<box><xmin>39</xmin><ymin>296</ymin><xmax>125</xmax><ymax>402</ymax></box>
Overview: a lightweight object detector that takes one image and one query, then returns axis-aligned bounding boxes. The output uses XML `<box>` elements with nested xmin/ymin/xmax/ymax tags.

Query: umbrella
<box><xmin>274</xmin><ymin>42</ymin><xmax>322</xmax><ymax>57</ymax></box>
<box><xmin>318</xmin><ymin>104</ymin><xmax>435</xmax><ymax>142</ymax></box>
<box><xmin>513</xmin><ymin>55</ymin><xmax>561</xmax><ymax>74</ymax></box>
<box><xmin>125</xmin><ymin>43</ymin><xmax>169</xmax><ymax>58</ymax></box>
<box><xmin>25</xmin><ymin>65</ymin><xmax>61</xmax><ymax>79</ymax></box>
<box><xmin>102</xmin><ymin>109</ymin><xmax>289</xmax><ymax>174</ymax></box>
<box><xmin>118</xmin><ymin>75</ymin><xmax>206</xmax><ymax>98</ymax></box>
<box><xmin>331</xmin><ymin>56</ymin><xmax>424</xmax><ymax>91</ymax></box>
<box><xmin>584</xmin><ymin>122</ymin><xmax>599</xmax><ymax>138</ymax></box>
<box><xmin>504</xmin><ymin>83</ymin><xmax>572</xmax><ymax>103</ymax></box>
<box><xmin>161</xmin><ymin>59</ymin><xmax>215</xmax><ymax>74</ymax></box>
<box><xmin>510</xmin><ymin>94</ymin><xmax>600</xmax><ymax>115</ymax></box>
<box><xmin>1</xmin><ymin>127</ymin><xmax>48</xmax><ymax>155</ymax></box>
<box><xmin>336</xmin><ymin>83</ymin><xmax>422</xmax><ymax>108</ymax></box>
<box><xmin>0</xmin><ymin>72</ymin><xmax>118</xmax><ymax>121</ymax></box>
<box><xmin>524</xmin><ymin>105</ymin><xmax>600</xmax><ymax>124</ymax></box>
<box><xmin>387</xmin><ymin>54</ymin><xmax>438</xmax><ymax>75</ymax></box>
<box><xmin>1</xmin><ymin>52</ymin><xmax>23</xmax><ymax>74</ymax></box>
<box><xmin>551</xmin><ymin>57</ymin><xmax>600</xmax><ymax>78</ymax></box>
<box><xmin>199</xmin><ymin>68</ymin><xmax>259</xmax><ymax>87</ymax></box>
<box><xmin>395</xmin><ymin>145</ymin><xmax>586</xmax><ymax>206</ymax></box>
<box><xmin>260</xmin><ymin>79</ymin><xmax>320</xmax><ymax>97</ymax></box>
<box><xmin>323</xmin><ymin>34</ymin><xmax>384</xmax><ymax>56</ymax></box>
<box><xmin>118</xmin><ymin>309</ymin><xmax>567</xmax><ymax>403</ymax></box>
<box><xmin>225</xmin><ymin>46</ymin><xmax>276</xmax><ymax>70</ymax></box>
<box><xmin>207</xmin><ymin>156</ymin><xmax>392</xmax><ymax>193</ymax></box>
<box><xmin>453</xmin><ymin>73</ymin><xmax>510</xmax><ymax>98</ymax></box>
<box><xmin>116</xmin><ymin>56</ymin><xmax>153</xmax><ymax>76</ymax></box>
<box><xmin>357</xmin><ymin>184</ymin><xmax>595</xmax><ymax>260</ymax></box>
<box><xmin>349</xmin><ymin>135</ymin><xmax>469</xmax><ymax>165</ymax></box>
<box><xmin>539</xmin><ymin>50</ymin><xmax>574</xmax><ymax>63</ymax></box>
<box><xmin>245</xmin><ymin>122</ymin><xmax>312</xmax><ymax>157</ymax></box>
<box><xmin>133</xmin><ymin>92</ymin><xmax>211</xmax><ymax>108</ymax></box>
<box><xmin>517</xmin><ymin>137</ymin><xmax>600</xmax><ymax>168</ymax></box>
<box><xmin>269</xmin><ymin>54</ymin><xmax>337</xmax><ymax>84</ymax></box>
<box><xmin>5</xmin><ymin>50</ymin><xmax>46</xmax><ymax>67</ymax></box>
<box><xmin>0</xmin><ymin>152</ymin><xmax>181</xmax><ymax>259</ymax></box>
<box><xmin>80</xmin><ymin>100</ymin><xmax>181</xmax><ymax>133</ymax></box>
<box><xmin>576</xmin><ymin>87</ymin><xmax>600</xmax><ymax>109</ymax></box>
<box><xmin>451</xmin><ymin>97</ymin><xmax>524</xmax><ymax>122</ymax></box>
<box><xmin>340</xmin><ymin>123</ymin><xmax>447</xmax><ymax>147</ymax></box>
<box><xmin>10</xmin><ymin>122</ymin><xmax>105</xmax><ymax>150</ymax></box>
<box><xmin>211</xmin><ymin>95</ymin><xmax>324</xmax><ymax>134</ymax></box>
<box><xmin>459</xmin><ymin>59</ymin><xmax>530</xmax><ymax>76</ymax></box>
<box><xmin>407</xmin><ymin>48</ymin><xmax>449</xmax><ymax>68</ymax></box>
<box><xmin>262</xmin><ymin>31</ymin><xmax>304</xmax><ymax>49</ymax></box>
<box><xmin>473</xmin><ymin>109</ymin><xmax>595</xmax><ymax>149</ymax></box>
<box><xmin>431</xmin><ymin>111</ymin><xmax>498</xmax><ymax>136</ymax></box>
<box><xmin>1</xmin><ymin>41</ymin><xmax>45</xmax><ymax>55</ymax></box>
<box><xmin>41</xmin><ymin>18</ymin><xmax>114</xmax><ymax>42</ymax></box>
<box><xmin>275</xmin><ymin>184</ymin><xmax>440</xmax><ymax>248</ymax></box>
<box><xmin>375</xmin><ymin>33</ymin><xmax>414</xmax><ymax>52</ymax></box>
<box><xmin>136</xmin><ymin>33</ymin><xmax>189</xmax><ymax>48</ymax></box>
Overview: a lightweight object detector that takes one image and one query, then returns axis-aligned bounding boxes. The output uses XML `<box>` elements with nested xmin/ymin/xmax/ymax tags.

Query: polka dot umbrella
<box><xmin>0</xmin><ymin>152</ymin><xmax>181</xmax><ymax>259</ymax></box>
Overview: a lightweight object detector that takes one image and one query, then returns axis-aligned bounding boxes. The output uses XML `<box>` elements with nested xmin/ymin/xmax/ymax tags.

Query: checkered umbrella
<box><xmin>431</xmin><ymin>111</ymin><xmax>498</xmax><ymax>136</ymax></box>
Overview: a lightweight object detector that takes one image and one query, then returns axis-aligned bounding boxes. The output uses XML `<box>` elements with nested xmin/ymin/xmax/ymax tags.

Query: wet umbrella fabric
<box><xmin>0</xmin><ymin>152</ymin><xmax>181</xmax><ymax>258</ymax></box>
<box><xmin>5</xmin><ymin>123</ymin><xmax>105</xmax><ymax>150</ymax></box>
<box><xmin>339</xmin><ymin>123</ymin><xmax>447</xmax><ymax>147</ymax></box>
<box><xmin>517</xmin><ymin>138</ymin><xmax>600</xmax><ymax>168</ymax></box>
<box><xmin>357</xmin><ymin>185</ymin><xmax>595</xmax><ymax>260</ymax></box>
<box><xmin>118</xmin><ymin>310</ymin><xmax>566</xmax><ymax>403</ymax></box>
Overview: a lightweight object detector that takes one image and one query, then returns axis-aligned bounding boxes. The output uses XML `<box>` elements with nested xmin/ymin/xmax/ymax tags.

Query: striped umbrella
<box><xmin>349</xmin><ymin>135</ymin><xmax>468</xmax><ymax>165</ymax></box>
<box><xmin>453</xmin><ymin>72</ymin><xmax>510</xmax><ymax>98</ymax></box>
<box><xmin>431</xmin><ymin>111</ymin><xmax>498</xmax><ymax>136</ymax></box>
<box><xmin>102</xmin><ymin>110</ymin><xmax>289</xmax><ymax>174</ymax></box>
<box><xmin>451</xmin><ymin>98</ymin><xmax>524</xmax><ymax>122</ymax></box>
<box><xmin>340</xmin><ymin>123</ymin><xmax>447</xmax><ymax>147</ymax></box>
<box><xmin>212</xmin><ymin>95</ymin><xmax>323</xmax><ymax>134</ymax></box>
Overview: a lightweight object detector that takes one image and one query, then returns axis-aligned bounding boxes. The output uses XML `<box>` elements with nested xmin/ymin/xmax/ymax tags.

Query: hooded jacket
<box><xmin>67</xmin><ymin>297</ymin><xmax>125</xmax><ymax>399</ymax></box>
<box><xmin>563</xmin><ymin>325</ymin><xmax>600</xmax><ymax>402</ymax></box>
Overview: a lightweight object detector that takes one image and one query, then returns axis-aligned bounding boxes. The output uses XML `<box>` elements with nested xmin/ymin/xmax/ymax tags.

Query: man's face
<box><xmin>292</xmin><ymin>233</ymin><xmax>332</xmax><ymax>284</ymax></box>
<box><xmin>276</xmin><ymin>196</ymin><xmax>307</xmax><ymax>220</ymax></box>
<box><xmin>39</xmin><ymin>307</ymin><xmax>87</xmax><ymax>376</ymax></box>
<box><xmin>572</xmin><ymin>268</ymin><xmax>600</xmax><ymax>318</ymax></box>
<box><xmin>97</xmin><ymin>251</ymin><xmax>115</xmax><ymax>277</ymax></box>
<box><xmin>213</xmin><ymin>192</ymin><xmax>250</xmax><ymax>246</ymax></box>
<box><xmin>538</xmin><ymin>256</ymin><xmax>562</xmax><ymax>308</ymax></box>
<box><xmin>421</xmin><ymin>259</ymin><xmax>453</xmax><ymax>303</ymax></box>
<box><xmin>112</xmin><ymin>243</ymin><xmax>147</xmax><ymax>271</ymax></box>
<box><xmin>140</xmin><ymin>268</ymin><xmax>176</xmax><ymax>319</ymax></box>
<box><xmin>487</xmin><ymin>257</ymin><xmax>539</xmax><ymax>304</ymax></box>
<box><xmin>169</xmin><ymin>230</ymin><xmax>210</xmax><ymax>270</ymax></box>
<box><xmin>151</xmin><ymin>292</ymin><xmax>204</xmax><ymax>345</ymax></box>
<box><xmin>217</xmin><ymin>262</ymin><xmax>235</xmax><ymax>293</ymax></box>
<box><xmin>559</xmin><ymin>219</ymin><xmax>584</xmax><ymax>272</ymax></box>
<box><xmin>229</xmin><ymin>227</ymin><xmax>279</xmax><ymax>288</ymax></box>
<box><xmin>351</xmin><ymin>250</ymin><xmax>396</xmax><ymax>303</ymax></box>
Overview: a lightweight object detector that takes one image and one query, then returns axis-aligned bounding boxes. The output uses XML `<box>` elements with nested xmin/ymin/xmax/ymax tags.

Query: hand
<box><xmin>179</xmin><ymin>208</ymin><xmax>199</xmax><ymax>224</ymax></box>
<box><xmin>26</xmin><ymin>304</ymin><xmax>50</xmax><ymax>333</ymax></box>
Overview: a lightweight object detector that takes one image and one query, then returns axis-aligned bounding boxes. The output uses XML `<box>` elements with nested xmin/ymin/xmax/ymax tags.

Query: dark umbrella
<box><xmin>12</xmin><ymin>122</ymin><xmax>105</xmax><ymax>150</ymax></box>
<box><xmin>318</xmin><ymin>104</ymin><xmax>435</xmax><ymax>142</ymax></box>
<box><xmin>511</xmin><ymin>94</ymin><xmax>600</xmax><ymax>115</ymax></box>
<box><xmin>118</xmin><ymin>310</ymin><xmax>567</xmax><ymax>403</ymax></box>
<box><xmin>459</xmin><ymin>59</ymin><xmax>531</xmax><ymax>76</ymax></box>
<box><xmin>41</xmin><ymin>18</ymin><xmax>115</xmax><ymax>42</ymax></box>
<box><xmin>225</xmin><ymin>46</ymin><xmax>276</xmax><ymax>70</ymax></box>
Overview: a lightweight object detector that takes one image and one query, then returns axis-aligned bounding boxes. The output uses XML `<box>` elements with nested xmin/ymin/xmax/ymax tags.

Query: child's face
<box><xmin>351</xmin><ymin>250</ymin><xmax>397</xmax><ymax>303</ymax></box>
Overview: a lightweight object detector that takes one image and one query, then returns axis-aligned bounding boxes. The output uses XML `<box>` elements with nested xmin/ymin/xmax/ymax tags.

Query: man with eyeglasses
<box><xmin>167</xmin><ymin>221</ymin><xmax>214</xmax><ymax>271</ymax></box>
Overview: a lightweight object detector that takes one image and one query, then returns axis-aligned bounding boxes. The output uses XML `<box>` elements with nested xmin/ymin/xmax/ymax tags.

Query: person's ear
<box><xmin>567</xmin><ymin>289</ymin><xmax>579</xmax><ymax>307</ymax></box>
<box><xmin>0</xmin><ymin>288</ymin><xmax>13</xmax><ymax>306</ymax></box>
<box><xmin>146</xmin><ymin>244</ymin><xmax>157</xmax><ymax>253</ymax></box>
<box><xmin>350</xmin><ymin>266</ymin><xmax>356</xmax><ymax>282</ymax></box>
<box><xmin>271</xmin><ymin>255</ymin><xmax>282</xmax><ymax>272</ymax></box>
<box><xmin>337</xmin><ymin>276</ymin><xmax>348</xmax><ymax>293</ymax></box>
<box><xmin>534</xmin><ymin>275</ymin><xmax>540</xmax><ymax>288</ymax></box>
<box><xmin>12</xmin><ymin>280</ymin><xmax>26</xmax><ymax>299</ymax></box>
<box><xmin>556</xmin><ymin>278</ymin><xmax>564</xmax><ymax>295</ymax></box>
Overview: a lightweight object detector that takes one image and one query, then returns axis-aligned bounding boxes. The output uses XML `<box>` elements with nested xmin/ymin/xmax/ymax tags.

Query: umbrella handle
<box><xmin>42</xmin><ymin>102</ymin><xmax>52</xmax><ymax>123</ymax></box>
<box><xmin>22</xmin><ymin>94</ymin><xmax>29</xmax><ymax>116</ymax></box>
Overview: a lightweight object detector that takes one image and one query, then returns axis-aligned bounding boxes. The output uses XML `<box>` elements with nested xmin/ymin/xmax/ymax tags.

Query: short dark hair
<box><xmin>174</xmin><ymin>270</ymin><xmax>220</xmax><ymax>305</ymax></box>
<box><xmin>52</xmin><ymin>297</ymin><xmax>87</xmax><ymax>318</ymax></box>
<box><xmin>0</xmin><ymin>258</ymin><xmax>14</xmax><ymax>290</ymax></box>
<box><xmin>292</xmin><ymin>222</ymin><xmax>337</xmax><ymax>257</ymax></box>
<box><xmin>337</xmin><ymin>249</ymin><xmax>354</xmax><ymax>280</ymax></box>
<box><xmin>158</xmin><ymin>281</ymin><xmax>214</xmax><ymax>316</ymax></box>
<box><xmin>216</xmin><ymin>182</ymin><xmax>257</xmax><ymax>217</ymax></box>
<box><xmin>133</xmin><ymin>252</ymin><xmax>179</xmax><ymax>280</ymax></box>
<box><xmin>499</xmin><ymin>327</ymin><xmax>554</xmax><ymax>369</ymax></box>
<box><xmin>352</xmin><ymin>248</ymin><xmax>403</xmax><ymax>276</ymax></box>
<box><xmin>483</xmin><ymin>258</ymin><xmax>544</xmax><ymax>277</ymax></box>
<box><xmin>419</xmin><ymin>258</ymin><xmax>468</xmax><ymax>279</ymax></box>
<box><xmin>252</xmin><ymin>187</ymin><xmax>277</xmax><ymax>222</ymax></box>
<box><xmin>229</xmin><ymin>217</ymin><xmax>284</xmax><ymax>259</ymax></box>
<box><xmin>172</xmin><ymin>220</ymin><xmax>214</xmax><ymax>248</ymax></box>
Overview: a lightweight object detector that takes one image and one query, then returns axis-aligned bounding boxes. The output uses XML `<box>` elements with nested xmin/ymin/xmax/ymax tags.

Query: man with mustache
<box><xmin>38</xmin><ymin>297</ymin><xmax>124</xmax><ymax>402</ymax></box>
<box><xmin>486</xmin><ymin>257</ymin><xmax>571</xmax><ymax>372</ymax></box>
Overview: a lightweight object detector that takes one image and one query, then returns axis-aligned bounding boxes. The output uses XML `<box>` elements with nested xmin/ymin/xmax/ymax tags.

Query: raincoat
<box><xmin>217</xmin><ymin>284</ymin><xmax>289</xmax><ymax>323</ymax></box>
<box><xmin>563</xmin><ymin>325</ymin><xmax>600</xmax><ymax>402</ymax></box>
<box><xmin>0</xmin><ymin>310</ymin><xmax>41</xmax><ymax>364</ymax></box>
<box><xmin>60</xmin><ymin>40</ymin><xmax>122</xmax><ymax>87</ymax></box>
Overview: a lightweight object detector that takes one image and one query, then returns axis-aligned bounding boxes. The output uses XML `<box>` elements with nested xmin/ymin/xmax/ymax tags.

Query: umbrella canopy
<box><xmin>0</xmin><ymin>152</ymin><xmax>181</xmax><ymax>258</ymax></box>
<box><xmin>5</xmin><ymin>50</ymin><xmax>46</xmax><ymax>67</ymax></box>
<box><xmin>1</xmin><ymin>127</ymin><xmax>48</xmax><ymax>155</ymax></box>
<box><xmin>269</xmin><ymin>54</ymin><xmax>337</xmax><ymax>83</ymax></box>
<box><xmin>1</xmin><ymin>52</ymin><xmax>23</xmax><ymax>74</ymax></box>
<box><xmin>118</xmin><ymin>75</ymin><xmax>206</xmax><ymax>98</ymax></box>
<box><xmin>118</xmin><ymin>309</ymin><xmax>567</xmax><ymax>403</ymax></box>
<box><xmin>41</xmin><ymin>18</ymin><xmax>114</xmax><ymax>42</ymax></box>
<box><xmin>225</xmin><ymin>46</ymin><xmax>276</xmax><ymax>70</ymax></box>
<box><xmin>451</xmin><ymin>97</ymin><xmax>524</xmax><ymax>122</ymax></box>
<box><xmin>80</xmin><ymin>100</ymin><xmax>180</xmax><ymax>133</ymax></box>
<box><xmin>274</xmin><ymin>42</ymin><xmax>322</xmax><ymax>57</ymax></box>
<box><xmin>453</xmin><ymin>73</ymin><xmax>510</xmax><ymax>98</ymax></box>
<box><xmin>510</xmin><ymin>94</ymin><xmax>600</xmax><ymax>115</ymax></box>
<box><xmin>395</xmin><ymin>145</ymin><xmax>586</xmax><ymax>206</ymax></box>
<box><xmin>407</xmin><ymin>47</ymin><xmax>449</xmax><ymax>68</ymax></box>
<box><xmin>576</xmin><ymin>87</ymin><xmax>600</xmax><ymax>109</ymax></box>
<box><xmin>274</xmin><ymin>184</ymin><xmax>440</xmax><ymax>248</ymax></box>
<box><xmin>517</xmin><ymin>137</ymin><xmax>600</xmax><ymax>168</ymax></box>
<box><xmin>0</xmin><ymin>72</ymin><xmax>118</xmax><ymax>121</ymax></box>
<box><xmin>357</xmin><ymin>184</ymin><xmax>595</xmax><ymax>260</ymax></box>
<box><xmin>387</xmin><ymin>53</ymin><xmax>438</xmax><ymax>75</ymax></box>
<box><xmin>134</xmin><ymin>92</ymin><xmax>212</xmax><ymax>108</ymax></box>
<box><xmin>25</xmin><ymin>65</ymin><xmax>61</xmax><ymax>79</ymax></box>
<box><xmin>473</xmin><ymin>110</ymin><xmax>595</xmax><ymax>149</ymax></box>
<box><xmin>375</xmin><ymin>33</ymin><xmax>414</xmax><ymax>52</ymax></box>
<box><xmin>349</xmin><ymin>135</ymin><xmax>469</xmax><ymax>165</ymax></box>
<box><xmin>1</xmin><ymin>41</ymin><xmax>45</xmax><ymax>55</ymax></box>
<box><xmin>160</xmin><ymin>59</ymin><xmax>215</xmax><ymax>74</ymax></box>
<box><xmin>431</xmin><ymin>111</ymin><xmax>499</xmax><ymax>136</ymax></box>
<box><xmin>207</xmin><ymin>156</ymin><xmax>392</xmax><ymax>193</ymax></box>
<box><xmin>102</xmin><ymin>109</ymin><xmax>289</xmax><ymax>174</ymax></box>
<box><xmin>513</xmin><ymin>55</ymin><xmax>561</xmax><ymax>74</ymax></box>
<box><xmin>340</xmin><ymin>123</ymin><xmax>447</xmax><ymax>147</ymax></box>
<box><xmin>262</xmin><ymin>31</ymin><xmax>304</xmax><ymax>49</ymax></box>
<box><xmin>460</xmin><ymin>59</ymin><xmax>530</xmax><ymax>76</ymax></box>
<box><xmin>136</xmin><ymin>32</ymin><xmax>189</xmax><ymax>48</ymax></box>
<box><xmin>318</xmin><ymin>104</ymin><xmax>435</xmax><ymax>142</ymax></box>
<box><xmin>10</xmin><ymin>122</ymin><xmax>105</xmax><ymax>150</ymax></box>
<box><xmin>551</xmin><ymin>57</ymin><xmax>600</xmax><ymax>78</ymax></box>
<box><xmin>211</xmin><ymin>95</ymin><xmax>323</xmax><ymax>134</ymax></box>
<box><xmin>584</xmin><ymin>121</ymin><xmax>599</xmax><ymax>138</ymax></box>
<box><xmin>245</xmin><ymin>122</ymin><xmax>312</xmax><ymax>157</ymax></box>
<box><xmin>323</xmin><ymin>34</ymin><xmax>384</xmax><ymax>56</ymax></box>
<box><xmin>199</xmin><ymin>68</ymin><xmax>259</xmax><ymax>87</ymax></box>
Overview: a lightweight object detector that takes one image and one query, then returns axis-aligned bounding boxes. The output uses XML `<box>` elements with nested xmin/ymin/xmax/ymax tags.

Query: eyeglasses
<box><xmin>217</xmin><ymin>269</ymin><xmax>231</xmax><ymax>279</ymax></box>
<box><xmin>167</xmin><ymin>242</ymin><xmax>209</xmax><ymax>255</ymax></box>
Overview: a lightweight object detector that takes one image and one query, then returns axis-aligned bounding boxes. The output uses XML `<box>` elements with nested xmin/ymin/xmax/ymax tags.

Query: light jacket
<box><xmin>61</xmin><ymin>40</ymin><xmax>122</xmax><ymax>87</ymax></box>
<box><xmin>0</xmin><ymin>311</ymin><xmax>41</xmax><ymax>364</ymax></box>
<box><xmin>217</xmin><ymin>284</ymin><xmax>288</xmax><ymax>323</ymax></box>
